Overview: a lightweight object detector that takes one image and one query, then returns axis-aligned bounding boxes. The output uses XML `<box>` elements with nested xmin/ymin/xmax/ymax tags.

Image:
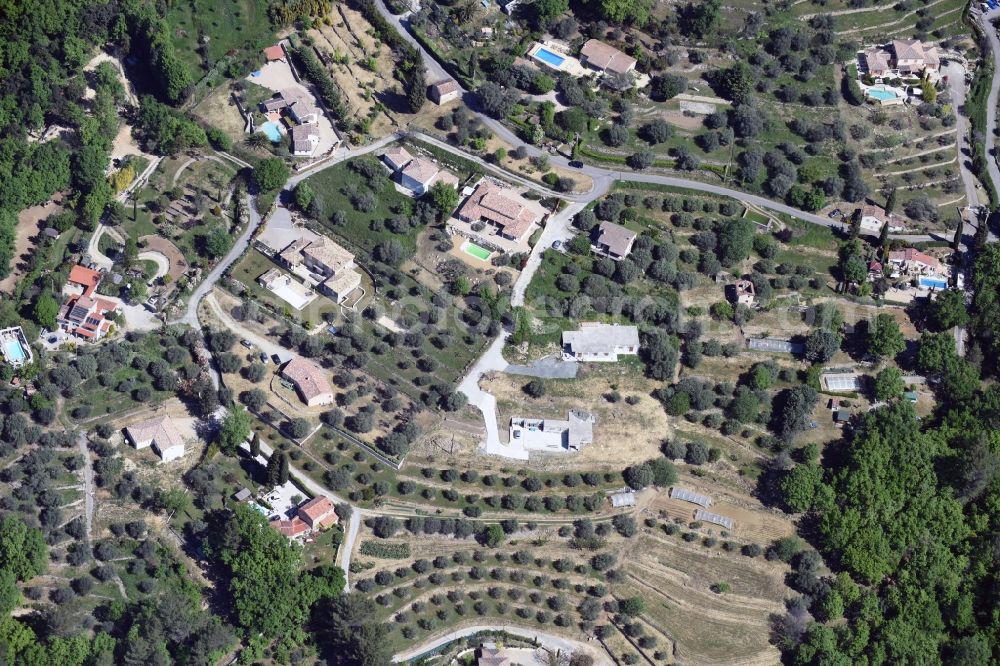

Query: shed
<box><xmin>233</xmin><ymin>488</ymin><xmax>252</xmax><ymax>502</ymax></box>
<box><xmin>904</xmin><ymin>390</ymin><xmax>918</xmax><ymax>403</ymax></box>
<box><xmin>834</xmin><ymin>410</ymin><xmax>851</xmax><ymax>424</ymax></box>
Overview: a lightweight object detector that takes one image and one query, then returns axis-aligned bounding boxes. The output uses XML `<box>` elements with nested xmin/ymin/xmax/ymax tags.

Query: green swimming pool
<box><xmin>463</xmin><ymin>241</ymin><xmax>491</xmax><ymax>261</ymax></box>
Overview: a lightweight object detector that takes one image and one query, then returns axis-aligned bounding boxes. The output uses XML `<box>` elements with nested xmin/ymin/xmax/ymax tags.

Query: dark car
<box><xmin>271</xmin><ymin>353</ymin><xmax>281</xmax><ymax>364</ymax></box>
<box><xmin>568</xmin><ymin>160</ymin><xmax>584</xmax><ymax>168</ymax></box>
<box><xmin>259</xmin><ymin>351</ymin><xmax>269</xmax><ymax>364</ymax></box>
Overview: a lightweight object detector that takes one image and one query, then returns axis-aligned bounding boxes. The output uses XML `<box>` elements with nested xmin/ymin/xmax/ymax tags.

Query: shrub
<box><xmin>359</xmin><ymin>541</ymin><xmax>411</xmax><ymax>558</ymax></box>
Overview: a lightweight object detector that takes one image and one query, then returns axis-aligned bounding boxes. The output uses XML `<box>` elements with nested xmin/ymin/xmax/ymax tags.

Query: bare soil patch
<box><xmin>0</xmin><ymin>193</ymin><xmax>66</xmax><ymax>293</ymax></box>
<box><xmin>481</xmin><ymin>362</ymin><xmax>669</xmax><ymax>470</ymax></box>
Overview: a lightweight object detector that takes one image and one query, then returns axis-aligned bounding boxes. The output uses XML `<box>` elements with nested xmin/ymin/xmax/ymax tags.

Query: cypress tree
<box><xmin>277</xmin><ymin>453</ymin><xmax>289</xmax><ymax>485</ymax></box>
<box><xmin>265</xmin><ymin>454</ymin><xmax>280</xmax><ymax>487</ymax></box>
<box><xmin>249</xmin><ymin>432</ymin><xmax>260</xmax><ymax>458</ymax></box>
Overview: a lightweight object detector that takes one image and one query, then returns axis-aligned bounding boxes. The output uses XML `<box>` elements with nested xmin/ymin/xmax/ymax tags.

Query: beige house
<box><xmin>593</xmin><ymin>221</ymin><xmax>636</xmax><ymax>259</ymax></box>
<box><xmin>381</xmin><ymin>146</ymin><xmax>413</xmax><ymax>172</ymax></box>
<box><xmin>277</xmin><ymin>235</ymin><xmax>361</xmax><ymax>303</ymax></box>
<box><xmin>891</xmin><ymin>39</ymin><xmax>939</xmax><ymax>74</ymax></box>
<box><xmin>579</xmin><ymin>39</ymin><xmax>637</xmax><ymax>76</ymax></box>
<box><xmin>282</xmin><ymin>357</ymin><xmax>333</xmax><ymax>407</ymax></box>
<box><xmin>125</xmin><ymin>415</ymin><xmax>186</xmax><ymax>463</ymax></box>
<box><xmin>454</xmin><ymin>179</ymin><xmax>541</xmax><ymax>243</ymax></box>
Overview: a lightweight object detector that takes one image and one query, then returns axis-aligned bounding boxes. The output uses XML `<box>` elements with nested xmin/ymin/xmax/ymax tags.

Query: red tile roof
<box><xmin>68</xmin><ymin>265</ymin><xmax>101</xmax><ymax>296</ymax></box>
<box><xmin>455</xmin><ymin>181</ymin><xmax>540</xmax><ymax>241</ymax></box>
<box><xmin>281</xmin><ymin>357</ymin><xmax>332</xmax><ymax>404</ymax></box>
<box><xmin>298</xmin><ymin>495</ymin><xmax>337</xmax><ymax>529</ymax></box>
<box><xmin>271</xmin><ymin>517</ymin><xmax>307</xmax><ymax>537</ymax></box>
<box><xmin>264</xmin><ymin>45</ymin><xmax>285</xmax><ymax>61</ymax></box>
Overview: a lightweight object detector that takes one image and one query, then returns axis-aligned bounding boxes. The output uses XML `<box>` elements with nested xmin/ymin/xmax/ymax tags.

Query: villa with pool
<box><xmin>448</xmin><ymin>178</ymin><xmax>546</xmax><ymax>256</ymax></box>
<box><xmin>526</xmin><ymin>41</ymin><xmax>588</xmax><ymax>77</ymax></box>
<box><xmin>856</xmin><ymin>38</ymin><xmax>940</xmax><ymax>105</ymax></box>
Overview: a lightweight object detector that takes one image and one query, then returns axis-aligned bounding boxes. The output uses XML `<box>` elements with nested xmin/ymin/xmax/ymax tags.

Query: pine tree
<box><xmin>277</xmin><ymin>453</ymin><xmax>289</xmax><ymax>485</ymax></box>
<box><xmin>250</xmin><ymin>433</ymin><xmax>260</xmax><ymax>458</ymax></box>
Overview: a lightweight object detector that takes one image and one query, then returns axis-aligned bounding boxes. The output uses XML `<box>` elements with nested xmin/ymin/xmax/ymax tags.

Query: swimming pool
<box><xmin>919</xmin><ymin>276</ymin><xmax>948</xmax><ymax>290</ymax></box>
<box><xmin>462</xmin><ymin>241</ymin><xmax>492</xmax><ymax>261</ymax></box>
<box><xmin>867</xmin><ymin>87</ymin><xmax>900</xmax><ymax>101</ymax></box>
<box><xmin>260</xmin><ymin>121</ymin><xmax>283</xmax><ymax>143</ymax></box>
<box><xmin>533</xmin><ymin>47</ymin><xmax>565</xmax><ymax>68</ymax></box>
<box><xmin>4</xmin><ymin>339</ymin><xmax>25</xmax><ymax>362</ymax></box>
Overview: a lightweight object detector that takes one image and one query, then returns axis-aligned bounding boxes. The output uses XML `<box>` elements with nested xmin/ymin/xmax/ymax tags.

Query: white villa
<box><xmin>562</xmin><ymin>323</ymin><xmax>640</xmax><ymax>362</ymax></box>
<box><xmin>380</xmin><ymin>146</ymin><xmax>458</xmax><ymax>196</ymax></box>
<box><xmin>509</xmin><ymin>411</ymin><xmax>595</xmax><ymax>452</ymax></box>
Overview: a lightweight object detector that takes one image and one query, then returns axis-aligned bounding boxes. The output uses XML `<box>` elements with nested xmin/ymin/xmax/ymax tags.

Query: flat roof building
<box><xmin>509</xmin><ymin>410</ymin><xmax>595</xmax><ymax>452</ymax></box>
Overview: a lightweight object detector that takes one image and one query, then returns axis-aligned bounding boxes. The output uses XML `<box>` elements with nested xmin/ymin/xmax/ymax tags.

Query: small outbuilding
<box><xmin>429</xmin><ymin>79</ymin><xmax>461</xmax><ymax>105</ymax></box>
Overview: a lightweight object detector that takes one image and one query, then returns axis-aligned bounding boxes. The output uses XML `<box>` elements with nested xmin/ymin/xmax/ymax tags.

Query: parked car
<box><xmin>271</xmin><ymin>353</ymin><xmax>281</xmax><ymax>364</ymax></box>
<box><xmin>240</xmin><ymin>339</ymin><xmax>253</xmax><ymax>349</ymax></box>
<box><xmin>828</xmin><ymin>209</ymin><xmax>843</xmax><ymax>219</ymax></box>
<box><xmin>552</xmin><ymin>240</ymin><xmax>562</xmax><ymax>249</ymax></box>
<box><xmin>259</xmin><ymin>352</ymin><xmax>269</xmax><ymax>364</ymax></box>
<box><xmin>327</xmin><ymin>325</ymin><xmax>339</xmax><ymax>335</ymax></box>
<box><xmin>568</xmin><ymin>160</ymin><xmax>584</xmax><ymax>168</ymax></box>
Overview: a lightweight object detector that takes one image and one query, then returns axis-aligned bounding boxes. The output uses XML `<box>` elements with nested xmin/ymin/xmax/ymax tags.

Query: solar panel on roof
<box><xmin>695</xmin><ymin>509</ymin><xmax>733</xmax><ymax>529</ymax></box>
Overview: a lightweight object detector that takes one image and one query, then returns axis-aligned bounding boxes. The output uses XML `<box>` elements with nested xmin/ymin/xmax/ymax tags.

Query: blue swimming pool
<box><xmin>260</xmin><ymin>121</ymin><xmax>282</xmax><ymax>143</ymax></box>
<box><xmin>920</xmin><ymin>276</ymin><xmax>948</xmax><ymax>290</ymax></box>
<box><xmin>533</xmin><ymin>47</ymin><xmax>565</xmax><ymax>68</ymax></box>
<box><xmin>4</xmin><ymin>339</ymin><xmax>25</xmax><ymax>362</ymax></box>
<box><xmin>867</xmin><ymin>87</ymin><xmax>900</xmax><ymax>101</ymax></box>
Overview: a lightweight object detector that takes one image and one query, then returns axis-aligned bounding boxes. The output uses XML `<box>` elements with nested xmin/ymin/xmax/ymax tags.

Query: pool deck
<box><xmin>462</xmin><ymin>241</ymin><xmax>492</xmax><ymax>261</ymax></box>
<box><xmin>526</xmin><ymin>41</ymin><xmax>589</xmax><ymax>77</ymax></box>
<box><xmin>0</xmin><ymin>326</ymin><xmax>33</xmax><ymax>367</ymax></box>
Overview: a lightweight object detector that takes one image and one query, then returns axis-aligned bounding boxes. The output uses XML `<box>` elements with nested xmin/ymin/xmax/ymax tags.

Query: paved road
<box><xmin>375</xmin><ymin>0</ymin><xmax>949</xmax><ymax>246</ymax></box>
<box><xmin>504</xmin><ymin>356</ymin><xmax>579</xmax><ymax>379</ymax></box>
<box><xmin>177</xmin><ymin>192</ymin><xmax>261</xmax><ymax>327</ymax></box>
<box><xmin>979</xmin><ymin>8</ymin><xmax>1000</xmax><ymax>196</ymax></box>
<box><xmin>456</xmin><ymin>333</ymin><xmax>519</xmax><ymax>458</ymax></box>
<box><xmin>391</xmin><ymin>624</ymin><xmax>611</xmax><ymax>665</ymax></box>
<box><xmin>945</xmin><ymin>60</ymin><xmax>982</xmax><ymax>208</ymax></box>
<box><xmin>511</xmin><ymin>200</ymin><xmax>588</xmax><ymax>306</ymax></box>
